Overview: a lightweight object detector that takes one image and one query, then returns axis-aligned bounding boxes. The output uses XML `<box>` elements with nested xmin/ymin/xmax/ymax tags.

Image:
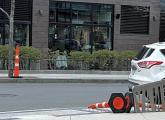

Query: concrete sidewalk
<box><xmin>0</xmin><ymin>70</ymin><xmax>129</xmax><ymax>83</ymax></box>
<box><xmin>0</xmin><ymin>108</ymin><xmax>164</xmax><ymax>120</ymax></box>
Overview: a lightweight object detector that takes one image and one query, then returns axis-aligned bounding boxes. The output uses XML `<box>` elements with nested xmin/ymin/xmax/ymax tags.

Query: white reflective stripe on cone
<box><xmin>96</xmin><ymin>103</ymin><xmax>99</xmax><ymax>108</ymax></box>
<box><xmin>102</xmin><ymin>102</ymin><xmax>107</xmax><ymax>108</ymax></box>
<box><xmin>15</xmin><ymin>55</ymin><xmax>19</xmax><ymax>59</ymax></box>
<box><xmin>15</xmin><ymin>63</ymin><xmax>19</xmax><ymax>67</ymax></box>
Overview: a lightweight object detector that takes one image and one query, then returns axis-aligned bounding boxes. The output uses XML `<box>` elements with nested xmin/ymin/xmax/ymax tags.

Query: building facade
<box><xmin>0</xmin><ymin>0</ymin><xmax>161</xmax><ymax>54</ymax></box>
<box><xmin>160</xmin><ymin>0</ymin><xmax>165</xmax><ymax>42</ymax></box>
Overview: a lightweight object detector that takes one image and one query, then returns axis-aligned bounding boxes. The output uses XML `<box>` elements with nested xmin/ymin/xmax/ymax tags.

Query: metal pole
<box><xmin>8</xmin><ymin>0</ymin><xmax>15</xmax><ymax>78</ymax></box>
<box><xmin>0</xmin><ymin>0</ymin><xmax>15</xmax><ymax>78</ymax></box>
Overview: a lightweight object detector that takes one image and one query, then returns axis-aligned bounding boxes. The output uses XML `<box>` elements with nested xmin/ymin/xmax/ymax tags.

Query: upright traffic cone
<box><xmin>13</xmin><ymin>45</ymin><xmax>20</xmax><ymax>78</ymax></box>
<box><xmin>88</xmin><ymin>101</ymin><xmax>110</xmax><ymax>109</ymax></box>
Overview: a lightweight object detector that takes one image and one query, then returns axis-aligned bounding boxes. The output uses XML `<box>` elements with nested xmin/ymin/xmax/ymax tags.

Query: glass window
<box><xmin>49</xmin><ymin>8</ymin><xmax>56</xmax><ymax>22</ymax></box>
<box><xmin>93</xmin><ymin>26</ymin><xmax>110</xmax><ymax>50</ymax></box>
<box><xmin>160</xmin><ymin>49</ymin><xmax>165</xmax><ymax>57</ymax></box>
<box><xmin>55</xmin><ymin>2</ymin><xmax>71</xmax><ymax>23</ymax></box>
<box><xmin>72</xmin><ymin>26</ymin><xmax>90</xmax><ymax>51</ymax></box>
<box><xmin>49</xmin><ymin>1</ymin><xmax>114</xmax><ymax>52</ymax></box>
<box><xmin>134</xmin><ymin>46</ymin><xmax>154</xmax><ymax>60</ymax></box>
<box><xmin>160</xmin><ymin>0</ymin><xmax>165</xmax><ymax>12</ymax></box>
<box><xmin>49</xmin><ymin>1</ymin><xmax>56</xmax><ymax>9</ymax></box>
<box><xmin>57</xmin><ymin>9</ymin><xmax>71</xmax><ymax>23</ymax></box>
<box><xmin>93</xmin><ymin>4</ymin><xmax>112</xmax><ymax>25</ymax></box>
<box><xmin>49</xmin><ymin>24</ymin><xmax>71</xmax><ymax>51</ymax></box>
<box><xmin>0</xmin><ymin>24</ymin><xmax>4</xmax><ymax>45</ymax></box>
<box><xmin>55</xmin><ymin>2</ymin><xmax>71</xmax><ymax>9</ymax></box>
<box><xmin>0</xmin><ymin>24</ymin><xmax>29</xmax><ymax>46</ymax></box>
<box><xmin>14</xmin><ymin>24</ymin><xmax>28</xmax><ymax>46</ymax></box>
<box><xmin>72</xmin><ymin>3</ymin><xmax>91</xmax><ymax>24</ymax></box>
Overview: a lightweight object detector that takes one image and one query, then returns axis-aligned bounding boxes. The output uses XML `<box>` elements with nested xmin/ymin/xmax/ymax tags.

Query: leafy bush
<box><xmin>69</xmin><ymin>50</ymin><xmax>137</xmax><ymax>61</ymax></box>
<box><xmin>19</xmin><ymin>46</ymin><xmax>41</xmax><ymax>61</ymax></box>
<box><xmin>0</xmin><ymin>45</ymin><xmax>41</xmax><ymax>61</ymax></box>
<box><xmin>0</xmin><ymin>45</ymin><xmax>41</xmax><ymax>70</ymax></box>
<box><xmin>69</xmin><ymin>50</ymin><xmax>137</xmax><ymax>70</ymax></box>
<box><xmin>69</xmin><ymin>51</ymin><xmax>91</xmax><ymax>62</ymax></box>
<box><xmin>120</xmin><ymin>50</ymin><xmax>138</xmax><ymax>60</ymax></box>
<box><xmin>0</xmin><ymin>45</ymin><xmax>10</xmax><ymax>59</ymax></box>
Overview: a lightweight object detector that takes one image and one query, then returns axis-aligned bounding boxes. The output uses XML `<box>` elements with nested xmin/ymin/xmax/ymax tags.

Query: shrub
<box><xmin>120</xmin><ymin>50</ymin><xmax>138</xmax><ymax>60</ymax></box>
<box><xmin>69</xmin><ymin>50</ymin><xmax>137</xmax><ymax>70</ymax></box>
<box><xmin>0</xmin><ymin>45</ymin><xmax>41</xmax><ymax>61</ymax></box>
<box><xmin>69</xmin><ymin>50</ymin><xmax>137</xmax><ymax>62</ymax></box>
<box><xmin>69</xmin><ymin>51</ymin><xmax>91</xmax><ymax>62</ymax></box>
<box><xmin>0</xmin><ymin>45</ymin><xmax>10</xmax><ymax>59</ymax></box>
<box><xmin>19</xmin><ymin>46</ymin><xmax>41</xmax><ymax>61</ymax></box>
<box><xmin>0</xmin><ymin>45</ymin><xmax>41</xmax><ymax>70</ymax></box>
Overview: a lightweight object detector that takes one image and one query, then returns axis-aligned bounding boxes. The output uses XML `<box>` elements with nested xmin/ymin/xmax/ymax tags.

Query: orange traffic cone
<box><xmin>13</xmin><ymin>45</ymin><xmax>20</xmax><ymax>78</ymax></box>
<box><xmin>88</xmin><ymin>101</ymin><xmax>110</xmax><ymax>109</ymax></box>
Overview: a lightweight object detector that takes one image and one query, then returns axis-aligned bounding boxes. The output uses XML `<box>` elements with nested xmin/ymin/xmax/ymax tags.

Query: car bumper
<box><xmin>128</xmin><ymin>77</ymin><xmax>151</xmax><ymax>85</ymax></box>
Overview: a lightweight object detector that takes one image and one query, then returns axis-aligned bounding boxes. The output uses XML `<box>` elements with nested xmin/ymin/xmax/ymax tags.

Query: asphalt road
<box><xmin>0</xmin><ymin>83</ymin><xmax>129</xmax><ymax>112</ymax></box>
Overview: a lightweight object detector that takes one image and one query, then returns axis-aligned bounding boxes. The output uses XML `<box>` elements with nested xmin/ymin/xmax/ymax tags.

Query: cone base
<box><xmin>12</xmin><ymin>76</ymin><xmax>23</xmax><ymax>78</ymax></box>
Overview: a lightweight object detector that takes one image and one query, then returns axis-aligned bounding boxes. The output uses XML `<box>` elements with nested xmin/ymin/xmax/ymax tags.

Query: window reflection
<box><xmin>0</xmin><ymin>24</ymin><xmax>4</xmax><ymax>45</ymax></box>
<box><xmin>49</xmin><ymin>24</ymin><xmax>71</xmax><ymax>51</ymax></box>
<box><xmin>93</xmin><ymin>26</ymin><xmax>109</xmax><ymax>50</ymax></box>
<box><xmin>93</xmin><ymin>4</ymin><xmax>112</xmax><ymax>24</ymax></box>
<box><xmin>0</xmin><ymin>24</ymin><xmax>29</xmax><ymax>46</ymax></box>
<box><xmin>14</xmin><ymin>24</ymin><xmax>27</xmax><ymax>45</ymax></box>
<box><xmin>72</xmin><ymin>26</ymin><xmax>90</xmax><ymax>51</ymax></box>
<box><xmin>49</xmin><ymin>1</ymin><xmax>114</xmax><ymax>52</ymax></box>
<box><xmin>72</xmin><ymin>3</ymin><xmax>91</xmax><ymax>24</ymax></box>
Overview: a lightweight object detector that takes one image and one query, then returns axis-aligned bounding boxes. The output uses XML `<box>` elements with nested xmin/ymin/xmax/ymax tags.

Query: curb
<box><xmin>0</xmin><ymin>70</ymin><xmax>130</xmax><ymax>75</ymax></box>
<box><xmin>0</xmin><ymin>78</ymin><xmax>128</xmax><ymax>83</ymax></box>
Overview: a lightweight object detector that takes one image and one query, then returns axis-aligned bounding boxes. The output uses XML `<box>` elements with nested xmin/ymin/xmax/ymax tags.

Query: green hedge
<box><xmin>0</xmin><ymin>45</ymin><xmax>9</xmax><ymax>59</ymax></box>
<box><xmin>69</xmin><ymin>50</ymin><xmax>137</xmax><ymax>61</ymax></box>
<box><xmin>0</xmin><ymin>45</ymin><xmax>41</xmax><ymax>61</ymax></box>
<box><xmin>48</xmin><ymin>49</ymin><xmax>137</xmax><ymax>61</ymax></box>
<box><xmin>69</xmin><ymin>50</ymin><xmax>138</xmax><ymax>70</ymax></box>
<box><xmin>19</xmin><ymin>46</ymin><xmax>41</xmax><ymax>61</ymax></box>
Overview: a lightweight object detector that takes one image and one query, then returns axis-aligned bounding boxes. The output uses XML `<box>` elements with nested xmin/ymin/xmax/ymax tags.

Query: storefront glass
<box><xmin>72</xmin><ymin>25</ymin><xmax>91</xmax><ymax>51</ymax></box>
<box><xmin>72</xmin><ymin>3</ymin><xmax>91</xmax><ymax>24</ymax></box>
<box><xmin>49</xmin><ymin>24</ymin><xmax>70</xmax><ymax>50</ymax></box>
<box><xmin>0</xmin><ymin>23</ymin><xmax>29</xmax><ymax>46</ymax></box>
<box><xmin>49</xmin><ymin>1</ymin><xmax>114</xmax><ymax>52</ymax></box>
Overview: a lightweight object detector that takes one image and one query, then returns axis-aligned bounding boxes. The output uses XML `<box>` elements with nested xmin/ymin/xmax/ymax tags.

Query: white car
<box><xmin>128</xmin><ymin>42</ymin><xmax>165</xmax><ymax>85</ymax></box>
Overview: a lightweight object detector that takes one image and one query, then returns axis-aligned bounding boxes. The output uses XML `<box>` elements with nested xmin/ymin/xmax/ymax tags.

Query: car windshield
<box><xmin>134</xmin><ymin>46</ymin><xmax>154</xmax><ymax>60</ymax></box>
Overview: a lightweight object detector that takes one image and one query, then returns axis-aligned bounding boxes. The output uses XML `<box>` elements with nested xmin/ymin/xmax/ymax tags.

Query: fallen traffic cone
<box><xmin>13</xmin><ymin>45</ymin><xmax>20</xmax><ymax>78</ymax></box>
<box><xmin>88</xmin><ymin>101</ymin><xmax>110</xmax><ymax>109</ymax></box>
